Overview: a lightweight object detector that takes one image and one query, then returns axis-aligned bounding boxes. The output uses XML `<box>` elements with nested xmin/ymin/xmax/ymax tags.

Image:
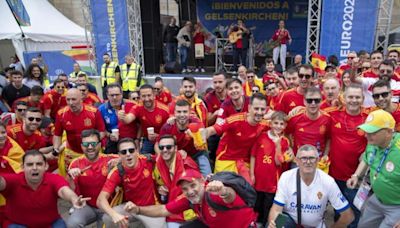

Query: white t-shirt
<box><xmin>273</xmin><ymin>168</ymin><xmax>349</xmax><ymax>227</ymax></box>
<box><xmin>361</xmin><ymin>78</ymin><xmax>400</xmax><ymax>107</ymax></box>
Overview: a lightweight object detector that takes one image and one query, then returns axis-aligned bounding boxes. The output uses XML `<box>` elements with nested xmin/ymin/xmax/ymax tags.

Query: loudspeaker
<box><xmin>164</xmin><ymin>61</ymin><xmax>182</xmax><ymax>73</ymax></box>
<box><xmin>179</xmin><ymin>0</ymin><xmax>197</xmax><ymax>23</ymax></box>
<box><xmin>140</xmin><ymin>0</ymin><xmax>162</xmax><ymax>73</ymax></box>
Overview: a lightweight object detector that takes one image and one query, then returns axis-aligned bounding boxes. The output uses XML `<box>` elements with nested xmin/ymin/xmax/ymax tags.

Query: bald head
<box><xmin>66</xmin><ymin>88</ymin><xmax>83</xmax><ymax>113</ymax></box>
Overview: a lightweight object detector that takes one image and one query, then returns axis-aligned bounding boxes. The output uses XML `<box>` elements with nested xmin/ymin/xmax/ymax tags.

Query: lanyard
<box><xmin>372</xmin><ymin>139</ymin><xmax>393</xmax><ymax>180</ymax></box>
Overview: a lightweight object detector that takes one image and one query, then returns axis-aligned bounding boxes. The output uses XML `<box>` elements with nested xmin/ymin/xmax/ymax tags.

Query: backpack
<box><xmin>205</xmin><ymin>171</ymin><xmax>257</xmax><ymax>211</ymax></box>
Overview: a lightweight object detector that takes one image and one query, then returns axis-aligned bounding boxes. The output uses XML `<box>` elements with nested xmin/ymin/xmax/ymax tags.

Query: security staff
<box><xmin>120</xmin><ymin>55</ymin><xmax>143</xmax><ymax>98</ymax></box>
<box><xmin>101</xmin><ymin>53</ymin><xmax>120</xmax><ymax>98</ymax></box>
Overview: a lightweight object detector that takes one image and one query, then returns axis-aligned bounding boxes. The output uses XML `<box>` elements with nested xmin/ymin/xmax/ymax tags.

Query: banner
<box><xmin>320</xmin><ymin>0</ymin><xmax>379</xmax><ymax>64</ymax></box>
<box><xmin>196</xmin><ymin>0</ymin><xmax>308</xmax><ymax>56</ymax></box>
<box><xmin>6</xmin><ymin>0</ymin><xmax>31</xmax><ymax>26</ymax></box>
<box><xmin>90</xmin><ymin>0</ymin><xmax>130</xmax><ymax>72</ymax></box>
<box><xmin>23</xmin><ymin>50</ymin><xmax>96</xmax><ymax>80</ymax></box>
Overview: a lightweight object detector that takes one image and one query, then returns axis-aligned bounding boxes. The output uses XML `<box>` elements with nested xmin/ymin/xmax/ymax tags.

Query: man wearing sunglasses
<box><xmin>66</xmin><ymin>129</ymin><xmax>119</xmax><ymax>227</ymax></box>
<box><xmin>243</xmin><ymin>69</ymin><xmax>265</xmax><ymax>97</ymax></box>
<box><xmin>98</xmin><ymin>137</ymin><xmax>166</xmax><ymax>228</ymax></box>
<box><xmin>153</xmin><ymin>134</ymin><xmax>199</xmax><ymax>227</ymax></box>
<box><xmin>371</xmin><ymin>80</ymin><xmax>400</xmax><ymax>132</ymax></box>
<box><xmin>286</xmin><ymin>87</ymin><xmax>331</xmax><ymax>158</ymax></box>
<box><xmin>40</xmin><ymin>78</ymin><xmax>67</xmax><ymax>120</ymax></box>
<box><xmin>276</xmin><ymin>64</ymin><xmax>315</xmax><ymax>114</ymax></box>
<box><xmin>154</xmin><ymin>77</ymin><xmax>173</xmax><ymax>106</ymax></box>
<box><xmin>76</xmin><ymin>83</ymin><xmax>102</xmax><ymax>107</ymax></box>
<box><xmin>0</xmin><ymin>100</ymin><xmax>27</xmax><ymax>126</ymax></box>
<box><xmin>338</xmin><ymin>51</ymin><xmax>357</xmax><ymax>75</ymax></box>
<box><xmin>268</xmin><ymin>144</ymin><xmax>354</xmax><ymax>228</ymax></box>
<box><xmin>7</xmin><ymin>107</ymin><xmax>53</xmax><ymax>156</ymax></box>
<box><xmin>327</xmin><ymin>84</ymin><xmax>368</xmax><ymax>227</ymax></box>
<box><xmin>99</xmin><ymin>83</ymin><xmax>139</xmax><ymax>154</ymax></box>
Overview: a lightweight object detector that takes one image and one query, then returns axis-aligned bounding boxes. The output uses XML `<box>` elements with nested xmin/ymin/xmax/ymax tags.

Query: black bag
<box><xmin>164</xmin><ymin>61</ymin><xmax>182</xmax><ymax>73</ymax></box>
<box><xmin>205</xmin><ymin>171</ymin><xmax>257</xmax><ymax>211</ymax></box>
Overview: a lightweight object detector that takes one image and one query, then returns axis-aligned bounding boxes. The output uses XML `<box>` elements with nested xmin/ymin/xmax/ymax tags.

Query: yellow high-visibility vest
<box><xmin>101</xmin><ymin>62</ymin><xmax>118</xmax><ymax>86</ymax></box>
<box><xmin>69</xmin><ymin>71</ymin><xmax>85</xmax><ymax>79</ymax></box>
<box><xmin>120</xmin><ymin>63</ymin><xmax>142</xmax><ymax>91</ymax></box>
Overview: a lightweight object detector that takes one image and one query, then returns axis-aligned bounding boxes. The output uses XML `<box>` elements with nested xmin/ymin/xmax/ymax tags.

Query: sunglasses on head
<box><xmin>158</xmin><ymin>145</ymin><xmax>174</xmax><ymax>150</ymax></box>
<box><xmin>298</xmin><ymin>74</ymin><xmax>312</xmax><ymax>79</ymax></box>
<box><xmin>27</xmin><ymin>117</ymin><xmax>42</xmax><ymax>122</ymax></box>
<box><xmin>81</xmin><ymin>142</ymin><xmax>99</xmax><ymax>148</ymax></box>
<box><xmin>372</xmin><ymin>92</ymin><xmax>390</xmax><ymax>99</ymax></box>
<box><xmin>119</xmin><ymin>148</ymin><xmax>136</xmax><ymax>155</ymax></box>
<box><xmin>305</xmin><ymin>98</ymin><xmax>321</xmax><ymax>104</ymax></box>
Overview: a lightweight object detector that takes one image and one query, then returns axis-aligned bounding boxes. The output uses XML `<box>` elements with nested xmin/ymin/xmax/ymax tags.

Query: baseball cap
<box><xmin>177</xmin><ymin>169</ymin><xmax>203</xmax><ymax>185</ymax></box>
<box><xmin>358</xmin><ymin>109</ymin><xmax>395</xmax><ymax>133</ymax></box>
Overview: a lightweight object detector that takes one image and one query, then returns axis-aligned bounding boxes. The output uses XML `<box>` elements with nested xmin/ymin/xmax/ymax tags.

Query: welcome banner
<box><xmin>320</xmin><ymin>0</ymin><xmax>379</xmax><ymax>63</ymax></box>
<box><xmin>90</xmin><ymin>0</ymin><xmax>130</xmax><ymax>72</ymax></box>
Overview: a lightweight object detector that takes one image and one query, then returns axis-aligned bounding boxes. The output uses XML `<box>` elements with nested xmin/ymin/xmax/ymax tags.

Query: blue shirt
<box><xmin>98</xmin><ymin>101</ymin><xmax>121</xmax><ymax>132</ymax></box>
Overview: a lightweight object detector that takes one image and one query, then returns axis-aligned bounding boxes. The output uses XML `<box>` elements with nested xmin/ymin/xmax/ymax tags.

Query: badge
<box><xmin>84</xmin><ymin>118</ymin><xmax>92</xmax><ymax>127</ymax></box>
<box><xmin>386</xmin><ymin>161</ymin><xmax>395</xmax><ymax>172</ymax></box>
<box><xmin>155</xmin><ymin>114</ymin><xmax>162</xmax><ymax>124</ymax></box>
<box><xmin>317</xmin><ymin>192</ymin><xmax>323</xmax><ymax>200</ymax></box>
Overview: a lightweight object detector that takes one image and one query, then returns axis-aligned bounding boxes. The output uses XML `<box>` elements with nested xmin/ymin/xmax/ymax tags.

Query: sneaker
<box><xmin>186</xmin><ymin>68</ymin><xmax>192</xmax><ymax>73</ymax></box>
<box><xmin>194</xmin><ymin>68</ymin><xmax>199</xmax><ymax>73</ymax></box>
<box><xmin>201</xmin><ymin>68</ymin><xmax>205</xmax><ymax>73</ymax></box>
<box><xmin>181</xmin><ymin>69</ymin><xmax>187</xmax><ymax>73</ymax></box>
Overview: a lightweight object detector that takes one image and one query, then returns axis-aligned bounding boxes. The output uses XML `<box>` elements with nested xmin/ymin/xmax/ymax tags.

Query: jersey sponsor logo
<box><xmin>84</xmin><ymin>118</ymin><xmax>92</xmax><ymax>127</ymax></box>
<box><xmin>289</xmin><ymin>202</ymin><xmax>322</xmax><ymax>211</ymax></box>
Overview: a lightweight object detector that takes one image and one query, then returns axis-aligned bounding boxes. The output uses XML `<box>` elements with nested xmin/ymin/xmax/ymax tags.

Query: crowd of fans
<box><xmin>0</xmin><ymin>48</ymin><xmax>399</xmax><ymax>228</ymax></box>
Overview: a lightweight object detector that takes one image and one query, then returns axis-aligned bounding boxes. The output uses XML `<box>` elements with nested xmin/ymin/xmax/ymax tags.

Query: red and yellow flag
<box><xmin>311</xmin><ymin>53</ymin><xmax>327</xmax><ymax>74</ymax></box>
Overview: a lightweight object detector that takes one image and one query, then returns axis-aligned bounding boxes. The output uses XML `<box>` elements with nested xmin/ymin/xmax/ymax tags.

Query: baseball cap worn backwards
<box><xmin>358</xmin><ymin>109</ymin><xmax>395</xmax><ymax>133</ymax></box>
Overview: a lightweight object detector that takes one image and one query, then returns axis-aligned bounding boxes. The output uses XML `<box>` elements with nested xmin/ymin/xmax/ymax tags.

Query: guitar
<box><xmin>229</xmin><ymin>30</ymin><xmax>243</xmax><ymax>44</ymax></box>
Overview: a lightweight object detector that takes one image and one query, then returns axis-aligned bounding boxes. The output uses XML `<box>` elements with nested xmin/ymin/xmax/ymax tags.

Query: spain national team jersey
<box><xmin>213</xmin><ymin>112</ymin><xmax>268</xmax><ymax>162</ymax></box>
<box><xmin>361</xmin><ymin>69</ymin><xmax>379</xmax><ymax>78</ymax></box>
<box><xmin>83</xmin><ymin>93</ymin><xmax>102</xmax><ymax>106</ymax></box>
<box><xmin>40</xmin><ymin>90</ymin><xmax>67</xmax><ymax>120</ymax></box>
<box><xmin>7</xmin><ymin>124</ymin><xmax>46</xmax><ymax>151</ymax></box>
<box><xmin>54</xmin><ymin>104</ymin><xmax>105</xmax><ymax>153</ymax></box>
<box><xmin>217</xmin><ymin>96</ymin><xmax>250</xmax><ymax>119</ymax></box>
<box><xmin>156</xmin><ymin>90</ymin><xmax>173</xmax><ymax>105</ymax></box>
<box><xmin>204</xmin><ymin>90</ymin><xmax>225</xmax><ymax>114</ymax></box>
<box><xmin>69</xmin><ymin>154</ymin><xmax>118</xmax><ymax>207</ymax></box>
<box><xmin>129</xmin><ymin>100</ymin><xmax>170</xmax><ymax>138</ymax></box>
<box><xmin>159</xmin><ymin>117</ymin><xmax>203</xmax><ymax>156</ymax></box>
<box><xmin>327</xmin><ymin>108</ymin><xmax>368</xmax><ymax>181</ymax></box>
<box><xmin>251</xmin><ymin>133</ymin><xmax>290</xmax><ymax>193</ymax></box>
<box><xmin>275</xmin><ymin>88</ymin><xmax>304</xmax><ymax>114</ymax></box>
<box><xmin>102</xmin><ymin>155</ymin><xmax>157</xmax><ymax>206</ymax></box>
<box><xmin>286</xmin><ymin>110</ymin><xmax>331</xmax><ymax>155</ymax></box>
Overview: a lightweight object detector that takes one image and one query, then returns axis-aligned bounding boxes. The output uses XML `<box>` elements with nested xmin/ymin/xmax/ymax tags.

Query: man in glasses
<box><xmin>352</xmin><ymin>59</ymin><xmax>400</xmax><ymax>107</ymax></box>
<box><xmin>76</xmin><ymin>83</ymin><xmax>102</xmax><ymax>107</ymax></box>
<box><xmin>99</xmin><ymin>83</ymin><xmax>139</xmax><ymax>154</ymax></box>
<box><xmin>338</xmin><ymin>51</ymin><xmax>357</xmax><ymax>74</ymax></box>
<box><xmin>276</xmin><ymin>64</ymin><xmax>314</xmax><ymax>114</ymax></box>
<box><xmin>347</xmin><ymin>110</ymin><xmax>400</xmax><ymax>227</ymax></box>
<box><xmin>268</xmin><ymin>144</ymin><xmax>353</xmax><ymax>228</ymax></box>
<box><xmin>66</xmin><ymin>129</ymin><xmax>118</xmax><ymax>227</ymax></box>
<box><xmin>53</xmin><ymin>88</ymin><xmax>105</xmax><ymax>176</ymax></box>
<box><xmin>243</xmin><ymin>69</ymin><xmax>265</xmax><ymax>97</ymax></box>
<box><xmin>1</xmin><ymin>100</ymin><xmax>27</xmax><ymax>126</ymax></box>
<box><xmin>286</xmin><ymin>87</ymin><xmax>331</xmax><ymax>158</ymax></box>
<box><xmin>154</xmin><ymin>77</ymin><xmax>173</xmax><ymax>105</ymax></box>
<box><xmin>327</xmin><ymin>84</ymin><xmax>368</xmax><ymax>227</ymax></box>
<box><xmin>159</xmin><ymin>99</ymin><xmax>212</xmax><ymax>176</ymax></box>
<box><xmin>98</xmin><ymin>137</ymin><xmax>166</xmax><ymax>228</ymax></box>
<box><xmin>153</xmin><ymin>134</ymin><xmax>199</xmax><ymax>227</ymax></box>
<box><xmin>40</xmin><ymin>78</ymin><xmax>67</xmax><ymax>120</ymax></box>
<box><xmin>371</xmin><ymin>80</ymin><xmax>400</xmax><ymax>131</ymax></box>
<box><xmin>123</xmin><ymin>84</ymin><xmax>170</xmax><ymax>154</ymax></box>
<box><xmin>7</xmin><ymin>107</ymin><xmax>52</xmax><ymax>155</ymax></box>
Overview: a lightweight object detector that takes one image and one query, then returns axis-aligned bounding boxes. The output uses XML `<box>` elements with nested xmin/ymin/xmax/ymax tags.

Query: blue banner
<box><xmin>196</xmin><ymin>0</ymin><xmax>308</xmax><ymax>56</ymax></box>
<box><xmin>90</xmin><ymin>0</ymin><xmax>130</xmax><ymax>72</ymax></box>
<box><xmin>6</xmin><ymin>0</ymin><xmax>31</xmax><ymax>26</ymax></box>
<box><xmin>320</xmin><ymin>0</ymin><xmax>379</xmax><ymax>63</ymax></box>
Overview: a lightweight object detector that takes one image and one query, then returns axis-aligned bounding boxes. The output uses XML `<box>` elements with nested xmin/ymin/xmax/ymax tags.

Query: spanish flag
<box><xmin>311</xmin><ymin>53</ymin><xmax>327</xmax><ymax>74</ymax></box>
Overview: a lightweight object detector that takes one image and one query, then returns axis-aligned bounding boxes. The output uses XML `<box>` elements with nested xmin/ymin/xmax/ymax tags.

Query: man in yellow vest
<box><xmin>120</xmin><ymin>55</ymin><xmax>142</xmax><ymax>98</ymax></box>
<box><xmin>69</xmin><ymin>63</ymin><xmax>85</xmax><ymax>83</ymax></box>
<box><xmin>101</xmin><ymin>53</ymin><xmax>120</xmax><ymax>98</ymax></box>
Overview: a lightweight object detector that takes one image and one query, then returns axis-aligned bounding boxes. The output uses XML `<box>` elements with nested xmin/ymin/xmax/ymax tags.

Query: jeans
<box><xmin>9</xmin><ymin>218</ymin><xmax>66</xmax><ymax>228</ymax></box>
<box><xmin>194</xmin><ymin>152</ymin><xmax>212</xmax><ymax>177</ymax></box>
<box><xmin>335</xmin><ymin>180</ymin><xmax>360</xmax><ymax>228</ymax></box>
<box><xmin>179</xmin><ymin>46</ymin><xmax>189</xmax><ymax>70</ymax></box>
<box><xmin>166</xmin><ymin>42</ymin><xmax>177</xmax><ymax>63</ymax></box>
<box><xmin>141</xmin><ymin>138</ymin><xmax>155</xmax><ymax>154</ymax></box>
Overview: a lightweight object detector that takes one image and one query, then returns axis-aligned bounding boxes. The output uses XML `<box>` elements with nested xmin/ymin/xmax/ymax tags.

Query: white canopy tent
<box><xmin>0</xmin><ymin>0</ymin><xmax>88</xmax><ymax>68</ymax></box>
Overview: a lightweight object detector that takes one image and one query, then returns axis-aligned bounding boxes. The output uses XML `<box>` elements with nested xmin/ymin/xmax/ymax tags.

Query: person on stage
<box><xmin>228</xmin><ymin>20</ymin><xmax>250</xmax><ymax>72</ymax></box>
<box><xmin>270</xmin><ymin>20</ymin><xmax>292</xmax><ymax>71</ymax></box>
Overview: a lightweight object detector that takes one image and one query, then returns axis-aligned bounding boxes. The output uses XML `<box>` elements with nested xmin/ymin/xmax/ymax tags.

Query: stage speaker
<box><xmin>164</xmin><ymin>61</ymin><xmax>182</xmax><ymax>74</ymax></box>
<box><xmin>179</xmin><ymin>0</ymin><xmax>197</xmax><ymax>24</ymax></box>
<box><xmin>140</xmin><ymin>0</ymin><xmax>162</xmax><ymax>73</ymax></box>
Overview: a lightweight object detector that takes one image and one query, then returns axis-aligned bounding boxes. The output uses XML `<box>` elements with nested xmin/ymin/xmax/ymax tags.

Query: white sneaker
<box><xmin>194</xmin><ymin>68</ymin><xmax>199</xmax><ymax>72</ymax></box>
<box><xmin>201</xmin><ymin>68</ymin><xmax>205</xmax><ymax>73</ymax></box>
<box><xmin>186</xmin><ymin>68</ymin><xmax>192</xmax><ymax>73</ymax></box>
<box><xmin>181</xmin><ymin>69</ymin><xmax>187</xmax><ymax>73</ymax></box>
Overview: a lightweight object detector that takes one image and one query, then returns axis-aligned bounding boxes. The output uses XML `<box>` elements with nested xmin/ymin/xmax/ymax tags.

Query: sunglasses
<box><xmin>299</xmin><ymin>156</ymin><xmax>317</xmax><ymax>163</ymax></box>
<box><xmin>305</xmin><ymin>98</ymin><xmax>321</xmax><ymax>104</ymax></box>
<box><xmin>27</xmin><ymin>117</ymin><xmax>42</xmax><ymax>122</ymax></box>
<box><xmin>298</xmin><ymin>74</ymin><xmax>312</xmax><ymax>79</ymax></box>
<box><xmin>372</xmin><ymin>92</ymin><xmax>390</xmax><ymax>99</ymax></box>
<box><xmin>158</xmin><ymin>145</ymin><xmax>174</xmax><ymax>150</ymax></box>
<box><xmin>380</xmin><ymin>69</ymin><xmax>393</xmax><ymax>74</ymax></box>
<box><xmin>81</xmin><ymin>142</ymin><xmax>99</xmax><ymax>147</ymax></box>
<box><xmin>153</xmin><ymin>88</ymin><xmax>161</xmax><ymax>91</ymax></box>
<box><xmin>56</xmin><ymin>86</ymin><xmax>65</xmax><ymax>89</ymax></box>
<box><xmin>17</xmin><ymin>108</ymin><xmax>26</xmax><ymax>112</ymax></box>
<box><xmin>347</xmin><ymin>57</ymin><xmax>355</xmax><ymax>60</ymax></box>
<box><xmin>252</xmin><ymin>90</ymin><xmax>259</xmax><ymax>93</ymax></box>
<box><xmin>119</xmin><ymin>148</ymin><xmax>136</xmax><ymax>155</ymax></box>
<box><xmin>132</xmin><ymin>97</ymin><xmax>139</xmax><ymax>100</ymax></box>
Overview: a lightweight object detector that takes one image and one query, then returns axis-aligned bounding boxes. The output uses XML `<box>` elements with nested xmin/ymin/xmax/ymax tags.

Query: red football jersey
<box><xmin>218</xmin><ymin>96</ymin><xmax>250</xmax><ymax>119</ymax></box>
<box><xmin>275</xmin><ymin>88</ymin><xmax>304</xmax><ymax>114</ymax></box>
<box><xmin>7</xmin><ymin>124</ymin><xmax>46</xmax><ymax>151</ymax></box>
